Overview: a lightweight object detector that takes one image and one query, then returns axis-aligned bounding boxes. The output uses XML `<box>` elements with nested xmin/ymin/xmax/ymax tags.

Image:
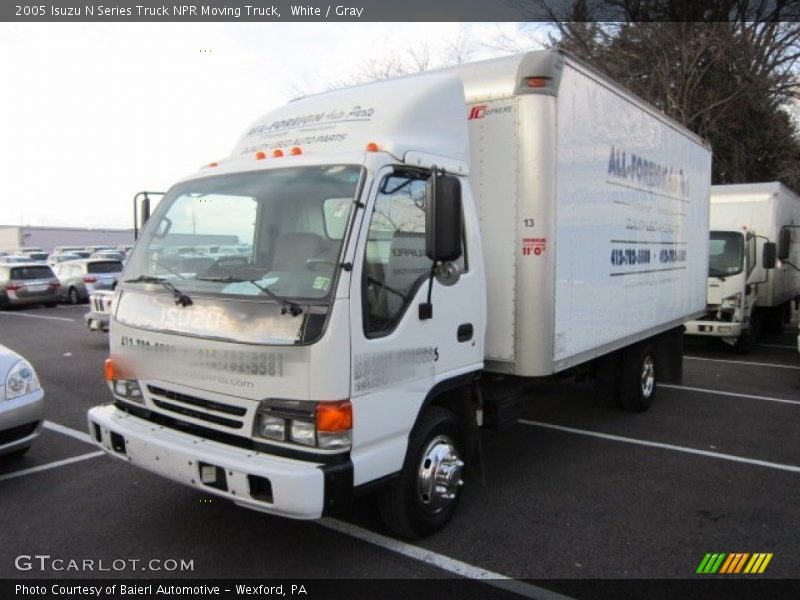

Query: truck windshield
<box><xmin>124</xmin><ymin>165</ymin><xmax>362</xmax><ymax>302</ymax></box>
<box><xmin>708</xmin><ymin>231</ymin><xmax>744</xmax><ymax>277</ymax></box>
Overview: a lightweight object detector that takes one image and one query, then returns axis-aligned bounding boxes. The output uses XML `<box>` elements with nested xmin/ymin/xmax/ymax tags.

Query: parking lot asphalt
<box><xmin>1</xmin><ymin>303</ymin><xmax>798</xmax><ymax>598</ymax></box>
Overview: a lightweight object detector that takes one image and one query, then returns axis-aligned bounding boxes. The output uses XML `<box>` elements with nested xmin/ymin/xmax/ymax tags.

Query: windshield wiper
<box><xmin>196</xmin><ymin>276</ymin><xmax>303</xmax><ymax>316</ymax></box>
<box><xmin>124</xmin><ymin>275</ymin><xmax>193</xmax><ymax>307</ymax></box>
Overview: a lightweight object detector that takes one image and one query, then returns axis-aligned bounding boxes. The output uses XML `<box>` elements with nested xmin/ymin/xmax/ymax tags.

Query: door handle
<box><xmin>457</xmin><ymin>323</ymin><xmax>473</xmax><ymax>342</ymax></box>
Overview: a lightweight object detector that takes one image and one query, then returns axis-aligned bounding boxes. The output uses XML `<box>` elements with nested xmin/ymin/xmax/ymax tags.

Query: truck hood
<box><xmin>109</xmin><ymin>321</ymin><xmax>312</xmax><ymax>401</ymax></box>
<box><xmin>707</xmin><ymin>275</ymin><xmax>742</xmax><ymax>305</ymax></box>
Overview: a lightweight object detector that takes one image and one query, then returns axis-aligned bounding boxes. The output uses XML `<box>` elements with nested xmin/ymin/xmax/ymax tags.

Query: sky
<box><xmin>0</xmin><ymin>22</ymin><xmax>548</xmax><ymax>230</ymax></box>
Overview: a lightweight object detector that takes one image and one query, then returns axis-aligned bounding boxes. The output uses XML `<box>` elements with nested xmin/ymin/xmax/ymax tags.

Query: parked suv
<box><xmin>0</xmin><ymin>264</ymin><xmax>60</xmax><ymax>309</ymax></box>
<box><xmin>53</xmin><ymin>259</ymin><xmax>123</xmax><ymax>304</ymax></box>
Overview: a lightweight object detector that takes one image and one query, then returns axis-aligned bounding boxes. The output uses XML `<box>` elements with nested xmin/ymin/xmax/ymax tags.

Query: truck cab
<box><xmin>88</xmin><ymin>73</ymin><xmax>485</xmax><ymax>537</ymax></box>
<box><xmin>702</xmin><ymin>230</ymin><xmax>757</xmax><ymax>341</ymax></box>
<box><xmin>686</xmin><ymin>182</ymin><xmax>800</xmax><ymax>352</ymax></box>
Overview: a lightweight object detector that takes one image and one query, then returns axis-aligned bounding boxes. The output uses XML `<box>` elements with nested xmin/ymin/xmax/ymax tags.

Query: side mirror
<box><xmin>425</xmin><ymin>171</ymin><xmax>463</xmax><ymax>262</ymax></box>
<box><xmin>141</xmin><ymin>195</ymin><xmax>151</xmax><ymax>226</ymax></box>
<box><xmin>778</xmin><ymin>226</ymin><xmax>791</xmax><ymax>260</ymax></box>
<box><xmin>762</xmin><ymin>241</ymin><xmax>776</xmax><ymax>270</ymax></box>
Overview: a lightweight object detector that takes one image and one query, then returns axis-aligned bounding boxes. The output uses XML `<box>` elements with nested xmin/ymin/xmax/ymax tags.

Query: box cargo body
<box><xmin>88</xmin><ymin>50</ymin><xmax>711</xmax><ymax>538</ymax></box>
<box><xmin>455</xmin><ymin>53</ymin><xmax>711</xmax><ymax>376</ymax></box>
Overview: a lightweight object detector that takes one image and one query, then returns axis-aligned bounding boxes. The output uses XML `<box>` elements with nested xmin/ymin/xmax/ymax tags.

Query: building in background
<box><xmin>0</xmin><ymin>225</ymin><xmax>135</xmax><ymax>253</ymax></box>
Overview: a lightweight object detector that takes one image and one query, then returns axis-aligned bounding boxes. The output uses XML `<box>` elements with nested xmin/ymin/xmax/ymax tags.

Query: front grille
<box><xmin>91</xmin><ymin>295</ymin><xmax>108</xmax><ymax>312</ymax></box>
<box><xmin>148</xmin><ymin>385</ymin><xmax>246</xmax><ymax>429</ymax></box>
<box><xmin>115</xmin><ymin>401</ymin><xmax>349</xmax><ymax>465</ymax></box>
<box><xmin>0</xmin><ymin>421</ymin><xmax>39</xmax><ymax>445</ymax></box>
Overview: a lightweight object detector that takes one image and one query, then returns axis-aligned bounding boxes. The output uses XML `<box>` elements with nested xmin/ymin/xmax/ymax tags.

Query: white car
<box><xmin>0</xmin><ymin>344</ymin><xmax>44</xmax><ymax>457</ymax></box>
<box><xmin>85</xmin><ymin>290</ymin><xmax>114</xmax><ymax>332</ymax></box>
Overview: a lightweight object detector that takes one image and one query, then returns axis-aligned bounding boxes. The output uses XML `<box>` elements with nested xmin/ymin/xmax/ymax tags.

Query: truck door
<box><xmin>348</xmin><ymin>167</ymin><xmax>482</xmax><ymax>485</ymax></box>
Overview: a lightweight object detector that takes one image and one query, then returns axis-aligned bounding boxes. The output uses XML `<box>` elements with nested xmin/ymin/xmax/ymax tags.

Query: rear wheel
<box><xmin>377</xmin><ymin>406</ymin><xmax>466</xmax><ymax>539</ymax></box>
<box><xmin>68</xmin><ymin>287</ymin><xmax>80</xmax><ymax>305</ymax></box>
<box><xmin>619</xmin><ymin>343</ymin><xmax>657</xmax><ymax>412</ymax></box>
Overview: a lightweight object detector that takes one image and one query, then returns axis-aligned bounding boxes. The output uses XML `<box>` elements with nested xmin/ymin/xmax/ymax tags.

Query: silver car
<box><xmin>0</xmin><ymin>263</ymin><xmax>61</xmax><ymax>308</ymax></box>
<box><xmin>54</xmin><ymin>259</ymin><xmax>123</xmax><ymax>304</ymax></box>
<box><xmin>0</xmin><ymin>344</ymin><xmax>44</xmax><ymax>457</ymax></box>
<box><xmin>48</xmin><ymin>252</ymin><xmax>82</xmax><ymax>268</ymax></box>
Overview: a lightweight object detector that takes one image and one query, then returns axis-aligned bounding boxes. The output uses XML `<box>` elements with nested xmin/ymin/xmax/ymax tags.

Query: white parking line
<box><xmin>0</xmin><ymin>451</ymin><xmax>104</xmax><ymax>482</ymax></box>
<box><xmin>319</xmin><ymin>518</ymin><xmax>573</xmax><ymax>600</ymax></box>
<box><xmin>685</xmin><ymin>356</ymin><xmax>800</xmax><ymax>370</ymax></box>
<box><xmin>43</xmin><ymin>420</ymin><xmax>93</xmax><ymax>444</ymax></box>
<box><xmin>661</xmin><ymin>384</ymin><xmax>800</xmax><ymax>407</ymax></box>
<box><xmin>0</xmin><ymin>312</ymin><xmax>74</xmax><ymax>322</ymax></box>
<box><xmin>520</xmin><ymin>420</ymin><xmax>800</xmax><ymax>474</ymax></box>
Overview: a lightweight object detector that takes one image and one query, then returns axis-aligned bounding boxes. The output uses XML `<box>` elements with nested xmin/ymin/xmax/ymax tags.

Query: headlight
<box><xmin>721</xmin><ymin>292</ymin><xmax>742</xmax><ymax>309</ymax></box>
<box><xmin>5</xmin><ymin>360</ymin><xmax>41</xmax><ymax>401</ymax></box>
<box><xmin>289</xmin><ymin>420</ymin><xmax>316</xmax><ymax>446</ymax></box>
<box><xmin>104</xmin><ymin>357</ymin><xmax>143</xmax><ymax>403</ymax></box>
<box><xmin>258</xmin><ymin>414</ymin><xmax>286</xmax><ymax>441</ymax></box>
<box><xmin>256</xmin><ymin>399</ymin><xmax>352</xmax><ymax>450</ymax></box>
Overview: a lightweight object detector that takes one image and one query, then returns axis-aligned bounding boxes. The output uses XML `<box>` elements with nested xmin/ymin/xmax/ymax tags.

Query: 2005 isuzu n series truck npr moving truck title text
<box><xmin>88</xmin><ymin>51</ymin><xmax>711</xmax><ymax>538</ymax></box>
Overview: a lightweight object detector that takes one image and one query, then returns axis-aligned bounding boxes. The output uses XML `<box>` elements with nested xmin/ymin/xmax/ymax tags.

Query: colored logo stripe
<box><xmin>697</xmin><ymin>553</ymin><xmax>773</xmax><ymax>574</ymax></box>
<box><xmin>744</xmin><ymin>553</ymin><xmax>773</xmax><ymax>574</ymax></box>
<box><xmin>720</xmin><ymin>553</ymin><xmax>749</xmax><ymax>573</ymax></box>
<box><xmin>697</xmin><ymin>553</ymin><xmax>726</xmax><ymax>573</ymax></box>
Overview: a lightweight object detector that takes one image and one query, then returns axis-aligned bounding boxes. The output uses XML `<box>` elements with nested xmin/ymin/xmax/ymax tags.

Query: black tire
<box><xmin>45</xmin><ymin>302</ymin><xmax>57</xmax><ymax>308</ymax></box>
<box><xmin>618</xmin><ymin>343</ymin><xmax>657</xmax><ymax>413</ymax></box>
<box><xmin>594</xmin><ymin>351</ymin><xmax>622</xmax><ymax>408</ymax></box>
<box><xmin>377</xmin><ymin>406</ymin><xmax>466</xmax><ymax>539</ymax></box>
<box><xmin>734</xmin><ymin>312</ymin><xmax>761</xmax><ymax>354</ymax></box>
<box><xmin>764</xmin><ymin>305</ymin><xmax>785</xmax><ymax>334</ymax></box>
<box><xmin>68</xmin><ymin>287</ymin><xmax>80</xmax><ymax>305</ymax></box>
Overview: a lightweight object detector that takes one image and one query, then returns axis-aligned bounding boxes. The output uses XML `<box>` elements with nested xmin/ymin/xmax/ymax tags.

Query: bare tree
<box><xmin>540</xmin><ymin>0</ymin><xmax>800</xmax><ymax>187</ymax></box>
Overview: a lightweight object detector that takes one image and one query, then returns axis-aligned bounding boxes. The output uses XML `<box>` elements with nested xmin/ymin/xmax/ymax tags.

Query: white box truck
<box><xmin>87</xmin><ymin>51</ymin><xmax>710</xmax><ymax>537</ymax></box>
<box><xmin>686</xmin><ymin>183</ymin><xmax>800</xmax><ymax>351</ymax></box>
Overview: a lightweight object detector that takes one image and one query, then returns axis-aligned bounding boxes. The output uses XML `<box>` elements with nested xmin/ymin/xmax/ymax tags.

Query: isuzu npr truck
<box><xmin>685</xmin><ymin>182</ymin><xmax>800</xmax><ymax>352</ymax></box>
<box><xmin>88</xmin><ymin>51</ymin><xmax>710</xmax><ymax>537</ymax></box>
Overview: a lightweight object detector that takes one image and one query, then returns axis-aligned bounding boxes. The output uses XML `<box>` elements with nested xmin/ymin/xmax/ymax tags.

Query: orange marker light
<box><xmin>207</xmin><ymin>162</ymin><xmax>219</xmax><ymax>168</ymax></box>
<box><xmin>290</xmin><ymin>147</ymin><xmax>303</xmax><ymax>156</ymax></box>
<box><xmin>526</xmin><ymin>77</ymin><xmax>550</xmax><ymax>88</ymax></box>
<box><xmin>104</xmin><ymin>358</ymin><xmax>130</xmax><ymax>381</ymax></box>
<box><xmin>273</xmin><ymin>149</ymin><xmax>284</xmax><ymax>158</ymax></box>
<box><xmin>365</xmin><ymin>142</ymin><xmax>379</xmax><ymax>152</ymax></box>
<box><xmin>255</xmin><ymin>151</ymin><xmax>267</xmax><ymax>160</ymax></box>
<box><xmin>316</xmin><ymin>400</ymin><xmax>352</xmax><ymax>432</ymax></box>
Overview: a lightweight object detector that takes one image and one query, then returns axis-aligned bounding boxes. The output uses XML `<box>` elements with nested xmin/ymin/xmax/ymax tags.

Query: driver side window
<box><xmin>363</xmin><ymin>174</ymin><xmax>431</xmax><ymax>336</ymax></box>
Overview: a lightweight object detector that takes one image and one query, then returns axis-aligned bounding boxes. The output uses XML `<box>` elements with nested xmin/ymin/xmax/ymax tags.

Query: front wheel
<box><xmin>68</xmin><ymin>287</ymin><xmax>80</xmax><ymax>305</ymax></box>
<box><xmin>377</xmin><ymin>406</ymin><xmax>466</xmax><ymax>538</ymax></box>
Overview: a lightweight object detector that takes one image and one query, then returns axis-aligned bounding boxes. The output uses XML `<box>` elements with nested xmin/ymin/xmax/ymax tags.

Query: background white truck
<box><xmin>686</xmin><ymin>183</ymin><xmax>800</xmax><ymax>351</ymax></box>
<box><xmin>88</xmin><ymin>50</ymin><xmax>710</xmax><ymax>538</ymax></box>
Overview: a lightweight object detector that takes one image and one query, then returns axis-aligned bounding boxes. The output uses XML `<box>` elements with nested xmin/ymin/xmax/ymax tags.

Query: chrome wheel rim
<box><xmin>417</xmin><ymin>435</ymin><xmax>464</xmax><ymax>514</ymax></box>
<box><xmin>641</xmin><ymin>355</ymin><xmax>655</xmax><ymax>399</ymax></box>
